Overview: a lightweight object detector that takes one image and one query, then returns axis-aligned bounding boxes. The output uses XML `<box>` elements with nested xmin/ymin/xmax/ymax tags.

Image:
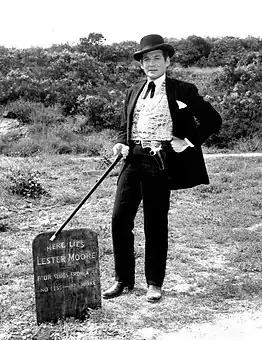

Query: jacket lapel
<box><xmin>127</xmin><ymin>81</ymin><xmax>146</xmax><ymax>140</ymax></box>
<box><xmin>166</xmin><ymin>77</ymin><xmax>179</xmax><ymax>118</ymax></box>
<box><xmin>127</xmin><ymin>80</ymin><xmax>146</xmax><ymax>116</ymax></box>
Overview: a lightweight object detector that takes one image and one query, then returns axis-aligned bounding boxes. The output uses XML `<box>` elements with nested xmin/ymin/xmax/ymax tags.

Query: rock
<box><xmin>0</xmin><ymin>118</ymin><xmax>29</xmax><ymax>140</ymax></box>
<box><xmin>0</xmin><ymin>118</ymin><xmax>20</xmax><ymax>134</ymax></box>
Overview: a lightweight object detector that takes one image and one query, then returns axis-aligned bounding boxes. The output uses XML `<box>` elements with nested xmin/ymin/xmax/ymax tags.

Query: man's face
<box><xmin>140</xmin><ymin>49</ymin><xmax>170</xmax><ymax>80</ymax></box>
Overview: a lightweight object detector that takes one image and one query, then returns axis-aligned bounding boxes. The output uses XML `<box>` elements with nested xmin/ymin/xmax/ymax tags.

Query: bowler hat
<box><xmin>133</xmin><ymin>34</ymin><xmax>174</xmax><ymax>61</ymax></box>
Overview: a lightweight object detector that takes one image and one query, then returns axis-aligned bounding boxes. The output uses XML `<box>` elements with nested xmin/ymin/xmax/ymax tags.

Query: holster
<box><xmin>150</xmin><ymin>145</ymin><xmax>171</xmax><ymax>171</ymax></box>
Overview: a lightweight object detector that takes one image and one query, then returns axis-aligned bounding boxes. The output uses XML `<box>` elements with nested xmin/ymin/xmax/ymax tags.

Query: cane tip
<box><xmin>50</xmin><ymin>234</ymin><xmax>56</xmax><ymax>242</ymax></box>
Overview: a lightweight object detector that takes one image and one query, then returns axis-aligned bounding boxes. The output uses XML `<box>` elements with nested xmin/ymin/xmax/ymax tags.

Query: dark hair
<box><xmin>162</xmin><ymin>50</ymin><xmax>169</xmax><ymax>61</ymax></box>
<box><xmin>140</xmin><ymin>49</ymin><xmax>169</xmax><ymax>62</ymax></box>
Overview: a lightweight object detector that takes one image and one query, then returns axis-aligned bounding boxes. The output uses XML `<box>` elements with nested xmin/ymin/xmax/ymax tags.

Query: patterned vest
<box><xmin>131</xmin><ymin>81</ymin><xmax>173</xmax><ymax>141</ymax></box>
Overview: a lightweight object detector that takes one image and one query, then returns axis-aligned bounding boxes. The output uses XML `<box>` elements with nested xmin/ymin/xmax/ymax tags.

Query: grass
<box><xmin>0</xmin><ymin>154</ymin><xmax>262</xmax><ymax>339</ymax></box>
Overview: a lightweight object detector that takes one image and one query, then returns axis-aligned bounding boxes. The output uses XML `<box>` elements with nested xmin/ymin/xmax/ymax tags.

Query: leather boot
<box><xmin>146</xmin><ymin>285</ymin><xmax>162</xmax><ymax>302</ymax></box>
<box><xmin>102</xmin><ymin>281</ymin><xmax>134</xmax><ymax>299</ymax></box>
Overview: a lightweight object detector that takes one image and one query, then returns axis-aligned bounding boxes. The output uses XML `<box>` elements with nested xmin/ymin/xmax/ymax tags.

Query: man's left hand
<box><xmin>171</xmin><ymin>137</ymin><xmax>193</xmax><ymax>153</ymax></box>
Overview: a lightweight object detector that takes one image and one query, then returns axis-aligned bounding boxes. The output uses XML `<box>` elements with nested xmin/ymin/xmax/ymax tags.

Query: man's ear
<box><xmin>166</xmin><ymin>57</ymin><xmax>170</xmax><ymax>67</ymax></box>
<box><xmin>140</xmin><ymin>60</ymin><xmax>145</xmax><ymax>71</ymax></box>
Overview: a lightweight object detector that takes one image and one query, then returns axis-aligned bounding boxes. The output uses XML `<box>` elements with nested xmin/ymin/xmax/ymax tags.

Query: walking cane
<box><xmin>49</xmin><ymin>154</ymin><xmax>122</xmax><ymax>242</ymax></box>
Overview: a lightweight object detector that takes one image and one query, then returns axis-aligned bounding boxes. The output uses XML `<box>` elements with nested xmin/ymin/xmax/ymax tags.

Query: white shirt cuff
<box><xmin>184</xmin><ymin>138</ymin><xmax>194</xmax><ymax>147</ymax></box>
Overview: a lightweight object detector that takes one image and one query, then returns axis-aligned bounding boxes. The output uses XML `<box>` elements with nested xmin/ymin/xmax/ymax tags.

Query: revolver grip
<box><xmin>152</xmin><ymin>149</ymin><xmax>169</xmax><ymax>171</ymax></box>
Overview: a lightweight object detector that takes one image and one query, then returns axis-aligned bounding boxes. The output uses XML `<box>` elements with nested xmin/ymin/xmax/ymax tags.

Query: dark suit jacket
<box><xmin>116</xmin><ymin>76</ymin><xmax>222</xmax><ymax>190</ymax></box>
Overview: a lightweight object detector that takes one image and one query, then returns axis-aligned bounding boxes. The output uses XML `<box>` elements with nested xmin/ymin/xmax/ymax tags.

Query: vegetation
<box><xmin>0</xmin><ymin>33</ymin><xmax>262</xmax><ymax>157</ymax></box>
<box><xmin>6</xmin><ymin>166</ymin><xmax>48</xmax><ymax>199</ymax></box>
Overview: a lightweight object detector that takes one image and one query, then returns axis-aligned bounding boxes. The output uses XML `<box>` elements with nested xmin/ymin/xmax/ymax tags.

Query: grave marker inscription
<box><xmin>32</xmin><ymin>228</ymin><xmax>101</xmax><ymax>324</ymax></box>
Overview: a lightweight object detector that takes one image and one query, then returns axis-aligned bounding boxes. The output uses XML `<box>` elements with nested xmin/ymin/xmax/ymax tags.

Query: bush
<box><xmin>233</xmin><ymin>136</ymin><xmax>262</xmax><ymax>152</ymax></box>
<box><xmin>84</xmin><ymin>130</ymin><xmax>115</xmax><ymax>157</ymax></box>
<box><xmin>3</xmin><ymin>99</ymin><xmax>36</xmax><ymax>124</ymax></box>
<box><xmin>218</xmin><ymin>91</ymin><xmax>262</xmax><ymax>145</ymax></box>
<box><xmin>45</xmin><ymin>130</ymin><xmax>114</xmax><ymax>156</ymax></box>
<box><xmin>4</xmin><ymin>100</ymin><xmax>64</xmax><ymax>125</ymax></box>
<box><xmin>76</xmin><ymin>95</ymin><xmax>121</xmax><ymax>131</ymax></box>
<box><xmin>46</xmin><ymin>136</ymin><xmax>90</xmax><ymax>155</ymax></box>
<box><xmin>6</xmin><ymin>166</ymin><xmax>49</xmax><ymax>199</ymax></box>
<box><xmin>208</xmin><ymin>52</ymin><xmax>262</xmax><ymax>147</ymax></box>
<box><xmin>170</xmin><ymin>35</ymin><xmax>212</xmax><ymax>67</ymax></box>
<box><xmin>1</xmin><ymin>138</ymin><xmax>41</xmax><ymax>157</ymax></box>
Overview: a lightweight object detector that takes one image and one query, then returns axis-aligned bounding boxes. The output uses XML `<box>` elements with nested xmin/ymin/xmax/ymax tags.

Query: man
<box><xmin>103</xmin><ymin>34</ymin><xmax>222</xmax><ymax>302</ymax></box>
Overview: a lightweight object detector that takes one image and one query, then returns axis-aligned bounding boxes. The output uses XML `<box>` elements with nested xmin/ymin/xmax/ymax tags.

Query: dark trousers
<box><xmin>111</xmin><ymin>145</ymin><xmax>171</xmax><ymax>287</ymax></box>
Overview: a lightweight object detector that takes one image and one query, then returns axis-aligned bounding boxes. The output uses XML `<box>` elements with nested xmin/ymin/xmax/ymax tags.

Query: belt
<box><xmin>131</xmin><ymin>140</ymin><xmax>168</xmax><ymax>149</ymax></box>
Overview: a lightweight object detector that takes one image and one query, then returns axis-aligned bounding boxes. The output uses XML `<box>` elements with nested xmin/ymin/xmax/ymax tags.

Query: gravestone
<box><xmin>32</xmin><ymin>228</ymin><xmax>101</xmax><ymax>324</ymax></box>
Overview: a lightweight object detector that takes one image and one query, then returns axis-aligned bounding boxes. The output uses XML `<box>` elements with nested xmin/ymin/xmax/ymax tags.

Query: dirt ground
<box><xmin>135</xmin><ymin>309</ymin><xmax>262</xmax><ymax>339</ymax></box>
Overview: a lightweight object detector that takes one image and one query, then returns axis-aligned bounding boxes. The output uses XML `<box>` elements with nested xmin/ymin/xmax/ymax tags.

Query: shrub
<box><xmin>6</xmin><ymin>167</ymin><xmax>49</xmax><ymax>199</ymax></box>
<box><xmin>170</xmin><ymin>35</ymin><xmax>212</xmax><ymax>67</ymax></box>
<box><xmin>218</xmin><ymin>91</ymin><xmax>262</xmax><ymax>144</ymax></box>
<box><xmin>4</xmin><ymin>100</ymin><xmax>64</xmax><ymax>125</ymax></box>
<box><xmin>85</xmin><ymin>130</ymin><xmax>116</xmax><ymax>157</ymax></box>
<box><xmin>232</xmin><ymin>136</ymin><xmax>262</xmax><ymax>152</ymax></box>
<box><xmin>70</xmin><ymin>140</ymin><xmax>89</xmax><ymax>154</ymax></box>
<box><xmin>84</xmin><ymin>138</ymin><xmax>103</xmax><ymax>156</ymax></box>
<box><xmin>45</xmin><ymin>130</ymin><xmax>114</xmax><ymax>156</ymax></box>
<box><xmin>208</xmin><ymin>52</ymin><xmax>262</xmax><ymax>147</ymax></box>
<box><xmin>76</xmin><ymin>95</ymin><xmax>121</xmax><ymax>131</ymax></box>
<box><xmin>1</xmin><ymin>138</ymin><xmax>41</xmax><ymax>157</ymax></box>
<box><xmin>207</xmin><ymin>37</ymin><xmax>245</xmax><ymax>67</ymax></box>
<box><xmin>4</xmin><ymin>99</ymin><xmax>36</xmax><ymax>124</ymax></box>
<box><xmin>47</xmin><ymin>137</ymin><xmax>90</xmax><ymax>155</ymax></box>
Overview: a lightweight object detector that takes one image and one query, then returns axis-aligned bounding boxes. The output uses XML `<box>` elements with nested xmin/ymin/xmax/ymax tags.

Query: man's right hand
<box><xmin>113</xmin><ymin>143</ymin><xmax>129</xmax><ymax>159</ymax></box>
